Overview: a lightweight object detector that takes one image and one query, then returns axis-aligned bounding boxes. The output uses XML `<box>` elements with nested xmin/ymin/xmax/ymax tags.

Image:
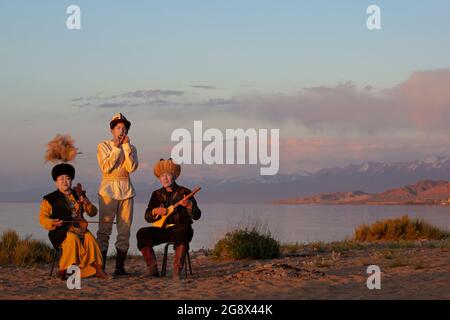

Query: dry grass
<box><xmin>0</xmin><ymin>230</ymin><xmax>54</xmax><ymax>266</ymax></box>
<box><xmin>354</xmin><ymin>215</ymin><xmax>449</xmax><ymax>242</ymax></box>
<box><xmin>278</xmin><ymin>217</ymin><xmax>449</xmax><ymax>261</ymax></box>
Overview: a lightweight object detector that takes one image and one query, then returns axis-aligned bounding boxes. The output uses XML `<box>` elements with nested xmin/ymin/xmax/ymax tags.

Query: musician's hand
<box><xmin>78</xmin><ymin>195</ymin><xmax>91</xmax><ymax>206</ymax></box>
<box><xmin>113</xmin><ymin>135</ymin><xmax>122</xmax><ymax>148</ymax></box>
<box><xmin>52</xmin><ymin>219</ymin><xmax>64</xmax><ymax>227</ymax></box>
<box><xmin>154</xmin><ymin>207</ymin><xmax>168</xmax><ymax>216</ymax></box>
<box><xmin>179</xmin><ymin>196</ymin><xmax>192</xmax><ymax>208</ymax></box>
<box><xmin>122</xmin><ymin>135</ymin><xmax>130</xmax><ymax>145</ymax></box>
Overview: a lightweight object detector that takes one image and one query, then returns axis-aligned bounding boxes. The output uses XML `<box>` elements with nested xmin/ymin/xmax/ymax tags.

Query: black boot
<box><xmin>114</xmin><ymin>248</ymin><xmax>129</xmax><ymax>276</ymax></box>
<box><xmin>101</xmin><ymin>250</ymin><xmax>108</xmax><ymax>272</ymax></box>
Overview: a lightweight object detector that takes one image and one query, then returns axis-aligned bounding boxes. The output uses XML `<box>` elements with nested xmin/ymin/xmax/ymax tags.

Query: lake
<box><xmin>0</xmin><ymin>202</ymin><xmax>449</xmax><ymax>254</ymax></box>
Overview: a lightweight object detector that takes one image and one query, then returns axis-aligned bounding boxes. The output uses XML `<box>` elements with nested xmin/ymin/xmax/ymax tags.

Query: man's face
<box><xmin>55</xmin><ymin>175</ymin><xmax>72</xmax><ymax>193</ymax></box>
<box><xmin>159</xmin><ymin>172</ymin><xmax>174</xmax><ymax>188</ymax></box>
<box><xmin>111</xmin><ymin>122</ymin><xmax>128</xmax><ymax>140</ymax></box>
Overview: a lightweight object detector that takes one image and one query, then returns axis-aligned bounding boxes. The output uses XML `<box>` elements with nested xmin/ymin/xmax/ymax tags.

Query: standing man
<box><xmin>97</xmin><ymin>113</ymin><xmax>138</xmax><ymax>276</ymax></box>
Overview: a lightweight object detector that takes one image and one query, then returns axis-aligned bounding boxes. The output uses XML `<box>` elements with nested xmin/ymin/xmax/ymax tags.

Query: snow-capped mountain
<box><xmin>2</xmin><ymin>156</ymin><xmax>450</xmax><ymax>204</ymax></box>
<box><xmin>193</xmin><ymin>156</ymin><xmax>450</xmax><ymax>203</ymax></box>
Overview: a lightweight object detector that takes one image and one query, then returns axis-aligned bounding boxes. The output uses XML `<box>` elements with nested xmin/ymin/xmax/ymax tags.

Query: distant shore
<box><xmin>274</xmin><ymin>180</ymin><xmax>450</xmax><ymax>206</ymax></box>
<box><xmin>274</xmin><ymin>201</ymin><xmax>450</xmax><ymax>205</ymax></box>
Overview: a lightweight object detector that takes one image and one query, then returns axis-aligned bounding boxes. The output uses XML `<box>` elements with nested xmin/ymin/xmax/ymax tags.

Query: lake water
<box><xmin>1</xmin><ymin>202</ymin><xmax>449</xmax><ymax>255</ymax></box>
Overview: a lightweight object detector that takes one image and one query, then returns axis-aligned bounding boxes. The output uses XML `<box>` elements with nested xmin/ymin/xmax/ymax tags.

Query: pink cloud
<box><xmin>228</xmin><ymin>68</ymin><xmax>450</xmax><ymax>136</ymax></box>
<box><xmin>391</xmin><ymin>69</ymin><xmax>450</xmax><ymax>130</ymax></box>
<box><xmin>278</xmin><ymin>135</ymin><xmax>450</xmax><ymax>173</ymax></box>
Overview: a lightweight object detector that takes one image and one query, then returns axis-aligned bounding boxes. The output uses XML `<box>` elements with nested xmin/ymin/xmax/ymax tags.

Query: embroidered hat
<box><xmin>110</xmin><ymin>113</ymin><xmax>131</xmax><ymax>131</ymax></box>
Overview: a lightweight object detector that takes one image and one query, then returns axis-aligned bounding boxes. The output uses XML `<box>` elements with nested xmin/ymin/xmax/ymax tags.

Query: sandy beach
<box><xmin>1</xmin><ymin>241</ymin><xmax>448</xmax><ymax>300</ymax></box>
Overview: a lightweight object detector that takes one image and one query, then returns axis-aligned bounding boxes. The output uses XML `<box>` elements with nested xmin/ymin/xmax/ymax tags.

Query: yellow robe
<box><xmin>39</xmin><ymin>194</ymin><xmax>103</xmax><ymax>278</ymax></box>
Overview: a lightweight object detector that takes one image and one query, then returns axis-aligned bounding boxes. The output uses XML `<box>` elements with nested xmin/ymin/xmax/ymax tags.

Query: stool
<box><xmin>161</xmin><ymin>242</ymin><xmax>193</xmax><ymax>277</ymax></box>
<box><xmin>50</xmin><ymin>248</ymin><xmax>61</xmax><ymax>276</ymax></box>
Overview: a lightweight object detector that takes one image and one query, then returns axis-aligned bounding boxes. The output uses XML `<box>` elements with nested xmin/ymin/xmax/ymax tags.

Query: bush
<box><xmin>0</xmin><ymin>229</ymin><xmax>54</xmax><ymax>266</ymax></box>
<box><xmin>353</xmin><ymin>216</ymin><xmax>449</xmax><ymax>242</ymax></box>
<box><xmin>213</xmin><ymin>227</ymin><xmax>280</xmax><ymax>259</ymax></box>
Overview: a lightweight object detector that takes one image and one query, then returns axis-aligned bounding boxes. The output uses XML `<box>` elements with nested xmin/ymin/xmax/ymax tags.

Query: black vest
<box><xmin>43</xmin><ymin>189</ymin><xmax>79</xmax><ymax>248</ymax></box>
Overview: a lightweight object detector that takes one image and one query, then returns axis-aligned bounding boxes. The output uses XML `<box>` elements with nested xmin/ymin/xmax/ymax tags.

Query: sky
<box><xmin>1</xmin><ymin>1</ymin><xmax>450</xmax><ymax>192</ymax></box>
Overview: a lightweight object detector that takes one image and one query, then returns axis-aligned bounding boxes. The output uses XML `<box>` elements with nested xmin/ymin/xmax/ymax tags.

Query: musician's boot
<box><xmin>173</xmin><ymin>244</ymin><xmax>187</xmax><ymax>280</ymax></box>
<box><xmin>141</xmin><ymin>247</ymin><xmax>159</xmax><ymax>277</ymax></box>
<box><xmin>114</xmin><ymin>248</ymin><xmax>130</xmax><ymax>276</ymax></box>
<box><xmin>57</xmin><ymin>269</ymin><xmax>67</xmax><ymax>281</ymax></box>
<box><xmin>101</xmin><ymin>250</ymin><xmax>108</xmax><ymax>272</ymax></box>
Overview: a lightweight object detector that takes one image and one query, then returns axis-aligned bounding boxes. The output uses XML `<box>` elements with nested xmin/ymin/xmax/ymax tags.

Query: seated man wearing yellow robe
<box><xmin>39</xmin><ymin>163</ymin><xmax>109</xmax><ymax>280</ymax></box>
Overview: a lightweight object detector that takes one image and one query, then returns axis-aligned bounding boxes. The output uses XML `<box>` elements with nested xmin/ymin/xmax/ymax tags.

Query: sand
<box><xmin>0</xmin><ymin>244</ymin><xmax>448</xmax><ymax>300</ymax></box>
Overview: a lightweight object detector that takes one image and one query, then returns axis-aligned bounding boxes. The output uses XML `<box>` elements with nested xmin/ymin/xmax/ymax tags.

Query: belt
<box><xmin>102</xmin><ymin>175</ymin><xmax>129</xmax><ymax>180</ymax></box>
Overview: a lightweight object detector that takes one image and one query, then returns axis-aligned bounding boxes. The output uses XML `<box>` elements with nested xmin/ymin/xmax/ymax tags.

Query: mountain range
<box><xmin>274</xmin><ymin>180</ymin><xmax>450</xmax><ymax>205</ymax></box>
<box><xmin>195</xmin><ymin>156</ymin><xmax>450</xmax><ymax>203</ymax></box>
<box><xmin>2</xmin><ymin>156</ymin><xmax>450</xmax><ymax>204</ymax></box>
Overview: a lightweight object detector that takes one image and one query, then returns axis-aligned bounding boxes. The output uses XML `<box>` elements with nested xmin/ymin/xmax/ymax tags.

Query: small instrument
<box><xmin>62</xmin><ymin>183</ymin><xmax>117</xmax><ymax>231</ymax></box>
<box><xmin>68</xmin><ymin>183</ymin><xmax>88</xmax><ymax>236</ymax></box>
<box><xmin>152</xmin><ymin>187</ymin><xmax>201</xmax><ymax>228</ymax></box>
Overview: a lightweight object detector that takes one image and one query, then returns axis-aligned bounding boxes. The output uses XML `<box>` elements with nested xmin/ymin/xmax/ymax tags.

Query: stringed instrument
<box><xmin>69</xmin><ymin>183</ymin><xmax>89</xmax><ymax>236</ymax></box>
<box><xmin>152</xmin><ymin>186</ymin><xmax>201</xmax><ymax>228</ymax></box>
<box><xmin>62</xmin><ymin>183</ymin><xmax>116</xmax><ymax>232</ymax></box>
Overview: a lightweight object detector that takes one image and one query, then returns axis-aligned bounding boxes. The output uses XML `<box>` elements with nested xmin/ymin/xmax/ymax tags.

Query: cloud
<box><xmin>191</xmin><ymin>85</ymin><xmax>217</xmax><ymax>90</ymax></box>
<box><xmin>389</xmin><ymin>68</ymin><xmax>450</xmax><ymax>131</ymax></box>
<box><xmin>72</xmin><ymin>89</ymin><xmax>186</xmax><ymax>109</ymax></box>
<box><xmin>70</xmin><ymin>68</ymin><xmax>450</xmax><ymax>136</ymax></box>
<box><xmin>121</xmin><ymin>89</ymin><xmax>185</xmax><ymax>98</ymax></box>
<box><xmin>73</xmin><ymin>103</ymin><xmax>91</xmax><ymax>108</ymax></box>
<box><xmin>184</xmin><ymin>98</ymin><xmax>236</xmax><ymax>107</ymax></box>
<box><xmin>136</xmin><ymin>99</ymin><xmax>176</xmax><ymax>107</ymax></box>
<box><xmin>278</xmin><ymin>135</ymin><xmax>450</xmax><ymax>173</ymax></box>
<box><xmin>86</xmin><ymin>67</ymin><xmax>450</xmax><ymax>138</ymax></box>
<box><xmin>98</xmin><ymin>102</ymin><xmax>129</xmax><ymax>108</ymax></box>
<box><xmin>215</xmin><ymin>68</ymin><xmax>450</xmax><ymax>137</ymax></box>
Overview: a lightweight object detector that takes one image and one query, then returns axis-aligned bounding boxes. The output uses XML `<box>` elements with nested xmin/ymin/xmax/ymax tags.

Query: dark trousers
<box><xmin>136</xmin><ymin>225</ymin><xmax>193</xmax><ymax>251</ymax></box>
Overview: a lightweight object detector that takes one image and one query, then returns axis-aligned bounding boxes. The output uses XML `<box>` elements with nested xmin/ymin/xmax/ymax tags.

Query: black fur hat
<box><xmin>51</xmin><ymin>163</ymin><xmax>75</xmax><ymax>181</ymax></box>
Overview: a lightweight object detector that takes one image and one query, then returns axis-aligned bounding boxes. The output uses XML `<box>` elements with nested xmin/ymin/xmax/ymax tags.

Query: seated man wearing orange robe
<box><xmin>39</xmin><ymin>163</ymin><xmax>109</xmax><ymax>280</ymax></box>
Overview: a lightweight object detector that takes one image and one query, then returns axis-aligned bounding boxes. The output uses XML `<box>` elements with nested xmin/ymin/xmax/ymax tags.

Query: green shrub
<box><xmin>213</xmin><ymin>227</ymin><xmax>280</xmax><ymax>259</ymax></box>
<box><xmin>0</xmin><ymin>229</ymin><xmax>54</xmax><ymax>266</ymax></box>
<box><xmin>354</xmin><ymin>216</ymin><xmax>449</xmax><ymax>242</ymax></box>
